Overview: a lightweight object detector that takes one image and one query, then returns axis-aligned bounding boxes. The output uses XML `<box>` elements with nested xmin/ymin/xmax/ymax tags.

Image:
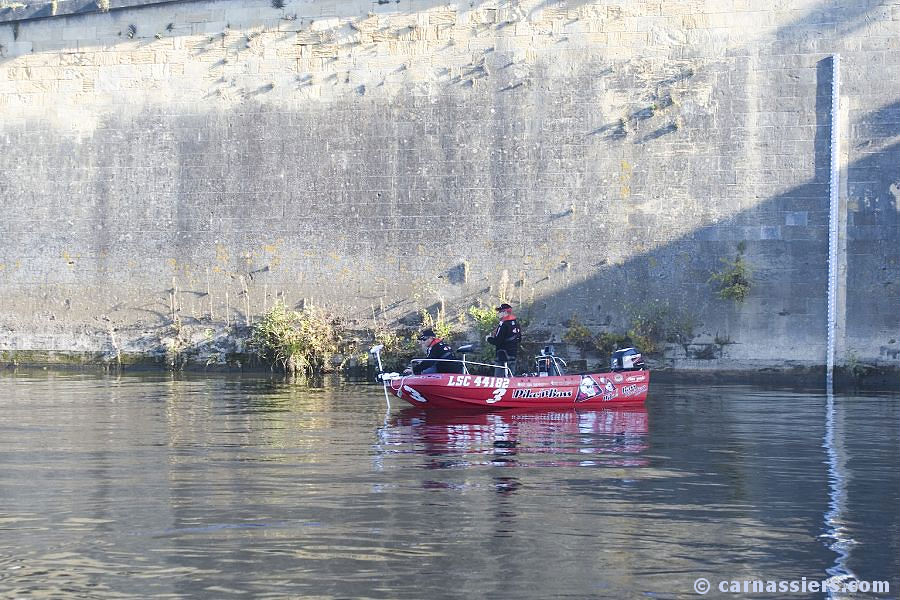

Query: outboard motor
<box><xmin>535</xmin><ymin>345</ymin><xmax>566</xmax><ymax>376</ymax></box>
<box><xmin>610</xmin><ymin>347</ymin><xmax>645</xmax><ymax>372</ymax></box>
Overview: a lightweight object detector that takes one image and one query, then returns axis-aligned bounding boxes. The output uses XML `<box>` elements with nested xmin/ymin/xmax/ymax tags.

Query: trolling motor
<box><xmin>370</xmin><ymin>344</ymin><xmax>400</xmax><ymax>410</ymax></box>
<box><xmin>369</xmin><ymin>345</ymin><xmax>400</xmax><ymax>381</ymax></box>
<box><xmin>369</xmin><ymin>344</ymin><xmax>384</xmax><ymax>371</ymax></box>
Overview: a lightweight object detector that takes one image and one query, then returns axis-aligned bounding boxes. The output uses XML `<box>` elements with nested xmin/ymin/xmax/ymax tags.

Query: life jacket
<box><xmin>417</xmin><ymin>338</ymin><xmax>461</xmax><ymax>373</ymax></box>
<box><xmin>428</xmin><ymin>338</ymin><xmax>453</xmax><ymax>358</ymax></box>
<box><xmin>490</xmin><ymin>315</ymin><xmax>521</xmax><ymax>355</ymax></box>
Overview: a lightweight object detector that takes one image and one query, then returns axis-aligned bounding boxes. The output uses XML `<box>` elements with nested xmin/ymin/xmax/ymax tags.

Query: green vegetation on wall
<box><xmin>563</xmin><ymin>302</ymin><xmax>697</xmax><ymax>360</ymax></box>
<box><xmin>710</xmin><ymin>242</ymin><xmax>752</xmax><ymax>303</ymax></box>
<box><xmin>249</xmin><ymin>302</ymin><xmax>341</xmax><ymax>376</ymax></box>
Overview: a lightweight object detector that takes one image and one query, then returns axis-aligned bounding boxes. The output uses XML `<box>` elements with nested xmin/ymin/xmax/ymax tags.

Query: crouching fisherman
<box><xmin>403</xmin><ymin>329</ymin><xmax>464</xmax><ymax>375</ymax></box>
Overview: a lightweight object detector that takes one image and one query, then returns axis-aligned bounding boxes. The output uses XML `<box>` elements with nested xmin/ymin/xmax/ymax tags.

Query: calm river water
<box><xmin>0</xmin><ymin>371</ymin><xmax>897</xmax><ymax>599</ymax></box>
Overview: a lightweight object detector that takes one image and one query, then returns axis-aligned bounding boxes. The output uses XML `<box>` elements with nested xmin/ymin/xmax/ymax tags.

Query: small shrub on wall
<box><xmin>249</xmin><ymin>302</ymin><xmax>341</xmax><ymax>376</ymax></box>
<box><xmin>710</xmin><ymin>242</ymin><xmax>752</xmax><ymax>303</ymax></box>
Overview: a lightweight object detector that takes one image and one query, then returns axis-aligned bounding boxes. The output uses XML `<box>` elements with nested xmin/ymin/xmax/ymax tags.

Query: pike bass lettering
<box><xmin>511</xmin><ymin>388</ymin><xmax>573</xmax><ymax>399</ymax></box>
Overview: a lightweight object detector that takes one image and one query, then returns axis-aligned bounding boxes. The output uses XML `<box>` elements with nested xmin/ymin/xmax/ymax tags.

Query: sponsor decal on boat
<box><xmin>613</xmin><ymin>374</ymin><xmax>624</xmax><ymax>383</ymax></box>
<box><xmin>577</xmin><ymin>375</ymin><xmax>618</xmax><ymax>402</ymax></box>
<box><xmin>598</xmin><ymin>377</ymin><xmax>617</xmax><ymax>392</ymax></box>
<box><xmin>625</xmin><ymin>375</ymin><xmax>646</xmax><ymax>383</ymax></box>
<box><xmin>402</xmin><ymin>385</ymin><xmax>427</xmax><ymax>403</ymax></box>
<box><xmin>511</xmin><ymin>388</ymin><xmax>573</xmax><ymax>399</ymax></box>
<box><xmin>621</xmin><ymin>384</ymin><xmax>648</xmax><ymax>397</ymax></box>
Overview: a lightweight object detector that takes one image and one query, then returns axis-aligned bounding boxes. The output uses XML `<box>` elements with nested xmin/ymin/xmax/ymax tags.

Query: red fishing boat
<box><xmin>372</xmin><ymin>345</ymin><xmax>649</xmax><ymax>409</ymax></box>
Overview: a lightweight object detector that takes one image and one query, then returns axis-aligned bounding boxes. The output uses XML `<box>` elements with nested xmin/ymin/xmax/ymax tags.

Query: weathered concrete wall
<box><xmin>0</xmin><ymin>0</ymin><xmax>898</xmax><ymax>369</ymax></box>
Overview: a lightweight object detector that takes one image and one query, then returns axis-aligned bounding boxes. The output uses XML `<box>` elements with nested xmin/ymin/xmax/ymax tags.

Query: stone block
<box><xmin>5</xmin><ymin>41</ymin><xmax>33</xmax><ymax>56</ymax></box>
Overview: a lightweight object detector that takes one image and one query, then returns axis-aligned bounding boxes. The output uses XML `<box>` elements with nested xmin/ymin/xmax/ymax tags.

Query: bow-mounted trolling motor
<box><xmin>369</xmin><ymin>344</ymin><xmax>400</xmax><ymax>381</ymax></box>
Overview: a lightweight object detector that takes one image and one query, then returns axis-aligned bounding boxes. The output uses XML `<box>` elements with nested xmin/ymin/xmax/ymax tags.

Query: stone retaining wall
<box><xmin>1</xmin><ymin>0</ymin><xmax>898</xmax><ymax>369</ymax></box>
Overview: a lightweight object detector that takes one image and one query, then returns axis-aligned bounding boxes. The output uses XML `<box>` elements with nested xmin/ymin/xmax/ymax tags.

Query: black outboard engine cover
<box><xmin>610</xmin><ymin>347</ymin><xmax>645</xmax><ymax>371</ymax></box>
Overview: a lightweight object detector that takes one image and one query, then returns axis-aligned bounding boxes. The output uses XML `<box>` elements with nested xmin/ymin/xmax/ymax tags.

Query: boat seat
<box><xmin>455</xmin><ymin>344</ymin><xmax>475</xmax><ymax>354</ymax></box>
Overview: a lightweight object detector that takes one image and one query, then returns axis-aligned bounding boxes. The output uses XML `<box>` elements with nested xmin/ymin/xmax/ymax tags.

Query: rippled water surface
<box><xmin>0</xmin><ymin>371</ymin><xmax>897</xmax><ymax>598</ymax></box>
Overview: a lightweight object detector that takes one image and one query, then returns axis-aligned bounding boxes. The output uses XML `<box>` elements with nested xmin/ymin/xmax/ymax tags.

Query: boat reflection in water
<box><xmin>380</xmin><ymin>405</ymin><xmax>649</xmax><ymax>471</ymax></box>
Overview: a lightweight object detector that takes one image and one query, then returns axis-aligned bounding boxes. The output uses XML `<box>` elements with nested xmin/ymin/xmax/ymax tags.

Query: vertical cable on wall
<box><xmin>822</xmin><ymin>386</ymin><xmax>858</xmax><ymax>597</ymax></box>
<box><xmin>826</xmin><ymin>54</ymin><xmax>840</xmax><ymax>388</ymax></box>
<box><xmin>822</xmin><ymin>58</ymin><xmax>857</xmax><ymax>599</ymax></box>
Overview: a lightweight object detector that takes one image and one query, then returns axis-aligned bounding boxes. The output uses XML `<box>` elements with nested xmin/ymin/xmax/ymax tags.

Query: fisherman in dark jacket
<box><xmin>404</xmin><ymin>329</ymin><xmax>463</xmax><ymax>375</ymax></box>
<box><xmin>486</xmin><ymin>303</ymin><xmax>521</xmax><ymax>376</ymax></box>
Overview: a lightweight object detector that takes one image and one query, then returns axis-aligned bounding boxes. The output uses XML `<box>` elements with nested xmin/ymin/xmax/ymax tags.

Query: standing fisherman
<box><xmin>403</xmin><ymin>329</ymin><xmax>462</xmax><ymax>374</ymax></box>
<box><xmin>486</xmin><ymin>303</ymin><xmax>521</xmax><ymax>376</ymax></box>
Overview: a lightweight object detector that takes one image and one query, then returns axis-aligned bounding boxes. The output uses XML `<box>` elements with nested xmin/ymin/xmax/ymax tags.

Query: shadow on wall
<box><xmin>476</xmin><ymin>55</ymin><xmax>897</xmax><ymax>366</ymax></box>
<box><xmin>0</xmin><ymin>62</ymin><xmax>896</xmax><ymax>366</ymax></box>
<box><xmin>770</xmin><ymin>0</ymin><xmax>894</xmax><ymax>49</ymax></box>
<box><xmin>131</xmin><ymin>96</ymin><xmax>895</xmax><ymax>367</ymax></box>
<box><xmin>531</xmin><ymin>102</ymin><xmax>899</xmax><ymax>366</ymax></box>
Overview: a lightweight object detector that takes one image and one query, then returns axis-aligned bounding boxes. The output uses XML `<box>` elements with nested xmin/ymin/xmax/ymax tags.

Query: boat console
<box><xmin>534</xmin><ymin>345</ymin><xmax>567</xmax><ymax>377</ymax></box>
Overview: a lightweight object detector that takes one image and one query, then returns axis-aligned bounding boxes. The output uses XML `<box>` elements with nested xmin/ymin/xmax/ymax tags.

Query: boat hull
<box><xmin>387</xmin><ymin>370</ymin><xmax>650</xmax><ymax>409</ymax></box>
